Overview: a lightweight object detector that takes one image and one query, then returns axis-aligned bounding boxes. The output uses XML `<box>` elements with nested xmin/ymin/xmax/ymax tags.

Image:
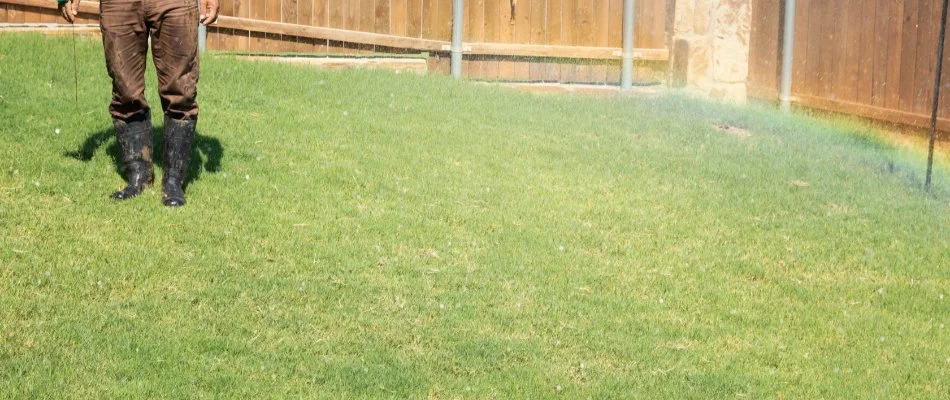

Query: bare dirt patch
<box><xmin>714</xmin><ymin>123</ymin><xmax>752</xmax><ymax>138</ymax></box>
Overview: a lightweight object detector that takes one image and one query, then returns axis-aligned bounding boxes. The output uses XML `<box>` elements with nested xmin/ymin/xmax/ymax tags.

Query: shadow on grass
<box><xmin>64</xmin><ymin>124</ymin><xmax>223</xmax><ymax>188</ymax></box>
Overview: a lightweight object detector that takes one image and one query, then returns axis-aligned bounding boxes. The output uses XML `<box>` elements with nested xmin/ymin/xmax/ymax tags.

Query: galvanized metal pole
<box><xmin>621</xmin><ymin>0</ymin><xmax>636</xmax><ymax>89</ymax></box>
<box><xmin>451</xmin><ymin>0</ymin><xmax>464</xmax><ymax>79</ymax></box>
<box><xmin>780</xmin><ymin>0</ymin><xmax>797</xmax><ymax>113</ymax></box>
<box><xmin>198</xmin><ymin>22</ymin><xmax>207</xmax><ymax>54</ymax></box>
<box><xmin>926</xmin><ymin>0</ymin><xmax>949</xmax><ymax>190</ymax></box>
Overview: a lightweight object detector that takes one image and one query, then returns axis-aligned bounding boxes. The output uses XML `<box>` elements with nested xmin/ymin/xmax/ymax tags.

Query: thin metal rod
<box><xmin>620</xmin><ymin>0</ymin><xmax>635</xmax><ymax>89</ymax></box>
<box><xmin>71</xmin><ymin>20</ymin><xmax>78</xmax><ymax>103</ymax></box>
<box><xmin>780</xmin><ymin>0</ymin><xmax>796</xmax><ymax>113</ymax></box>
<box><xmin>927</xmin><ymin>0</ymin><xmax>949</xmax><ymax>190</ymax></box>
<box><xmin>450</xmin><ymin>0</ymin><xmax>463</xmax><ymax>79</ymax></box>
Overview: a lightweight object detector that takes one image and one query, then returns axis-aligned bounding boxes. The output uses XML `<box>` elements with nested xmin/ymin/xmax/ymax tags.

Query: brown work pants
<box><xmin>100</xmin><ymin>0</ymin><xmax>200</xmax><ymax>121</ymax></box>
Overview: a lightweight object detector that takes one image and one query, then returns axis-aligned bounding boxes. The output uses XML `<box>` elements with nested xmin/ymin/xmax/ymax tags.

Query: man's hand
<box><xmin>58</xmin><ymin>0</ymin><xmax>80</xmax><ymax>23</ymax></box>
<box><xmin>200</xmin><ymin>0</ymin><xmax>219</xmax><ymax>25</ymax></box>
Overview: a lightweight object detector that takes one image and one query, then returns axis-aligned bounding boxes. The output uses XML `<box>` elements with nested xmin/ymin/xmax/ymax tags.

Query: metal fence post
<box><xmin>621</xmin><ymin>0</ymin><xmax>636</xmax><ymax>89</ymax></box>
<box><xmin>780</xmin><ymin>0</ymin><xmax>797</xmax><ymax>113</ymax></box>
<box><xmin>198</xmin><ymin>22</ymin><xmax>207</xmax><ymax>54</ymax></box>
<box><xmin>451</xmin><ymin>0</ymin><xmax>464</xmax><ymax>79</ymax></box>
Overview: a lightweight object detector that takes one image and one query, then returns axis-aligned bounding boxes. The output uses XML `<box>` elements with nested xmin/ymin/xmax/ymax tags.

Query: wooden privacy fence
<box><xmin>0</xmin><ymin>0</ymin><xmax>670</xmax><ymax>83</ymax></box>
<box><xmin>750</xmin><ymin>0</ymin><xmax>950</xmax><ymax>131</ymax></box>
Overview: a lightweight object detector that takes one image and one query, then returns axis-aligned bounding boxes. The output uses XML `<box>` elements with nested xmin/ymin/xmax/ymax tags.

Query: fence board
<box><xmin>914</xmin><ymin>1</ymin><xmax>937</xmax><ymax>115</ymax></box>
<box><xmin>281</xmin><ymin>0</ymin><xmax>298</xmax><ymax>51</ymax></box>
<box><xmin>482</xmin><ymin>0</ymin><xmax>499</xmax><ymax>78</ymax></box>
<box><xmin>574</xmin><ymin>0</ymin><xmax>592</xmax><ymax>46</ymax></box>
<box><xmin>298</xmin><ymin>0</ymin><xmax>311</xmax><ymax>24</ymax></box>
<box><xmin>527</xmin><ymin>0</ymin><xmax>544</xmax><ymax>80</ymax></box>
<box><xmin>296</xmin><ymin>0</ymin><xmax>312</xmax><ymax>50</ymax></box>
<box><xmin>360</xmin><ymin>0</ymin><xmax>373</xmax><ymax>32</ymax></box>
<box><xmin>235</xmin><ymin>0</ymin><xmax>249</xmax><ymax>18</ymax></box>
<box><xmin>842</xmin><ymin>0</ymin><xmax>859</xmax><ymax>102</ymax></box>
<box><xmin>313</xmin><ymin>0</ymin><xmax>326</xmax><ymax>26</ymax></box>
<box><xmin>572</xmin><ymin>0</ymin><xmax>592</xmax><ymax>82</ymax></box>
<box><xmin>375</xmin><ymin>0</ymin><xmax>390</xmax><ymax>33</ymax></box>
<box><xmin>421</xmin><ymin>0</ymin><xmax>434</xmax><ymax>38</ymax></box>
<box><xmin>7</xmin><ymin>4</ymin><xmax>22</xmax><ymax>23</ymax></box>
<box><xmin>898</xmin><ymin>1</ymin><xmax>919</xmax><ymax>113</ymax></box>
<box><xmin>391</xmin><ymin>0</ymin><xmax>405</xmax><ymax>35</ymax></box>
<box><xmin>437</xmin><ymin>0</ymin><xmax>451</xmax><ymax>40</ymax></box>
<box><xmin>857</xmin><ymin>4</ymin><xmax>874</xmax><ymax>105</ymax></box>
<box><xmin>513</xmin><ymin>0</ymin><xmax>531</xmax><ymax>79</ymax></box>
<box><xmin>820</xmin><ymin>2</ymin><xmax>839</xmax><ymax>99</ymax></box>
<box><xmin>406</xmin><ymin>0</ymin><xmax>420</xmax><ymax>37</ymax></box>
<box><xmin>940</xmin><ymin>24</ymin><xmax>950</xmax><ymax>119</ymax></box>
<box><xmin>19</xmin><ymin>5</ymin><xmax>35</xmax><ymax>22</ymax></box>
<box><xmin>465</xmin><ymin>0</ymin><xmax>485</xmax><ymax>78</ymax></box>
<box><xmin>221</xmin><ymin>0</ymin><xmax>234</xmax><ymax>16</ymax></box>
<box><xmin>870</xmin><ymin>0</ymin><xmax>888</xmax><ymax>107</ymax></box>
<box><xmin>249</xmin><ymin>0</ymin><xmax>266</xmax><ymax>50</ymax></box>
<box><xmin>590</xmin><ymin>0</ymin><xmax>608</xmax><ymax>83</ymax></box>
<box><xmin>265</xmin><ymin>0</ymin><xmax>281</xmax><ymax>22</ymax></box>
<box><xmin>345</xmin><ymin>0</ymin><xmax>358</xmax><ymax>31</ymax></box>
<box><xmin>790</xmin><ymin>0</ymin><xmax>808</xmax><ymax>95</ymax></box>
<box><xmin>543</xmin><ymin>0</ymin><xmax>561</xmax><ymax>81</ymax></box>
<box><xmin>607</xmin><ymin>0</ymin><xmax>621</xmax><ymax>48</ymax></box>
<box><xmin>497</xmin><ymin>0</ymin><xmax>515</xmax><ymax>80</ymax></box>
<box><xmin>884</xmin><ymin>1</ymin><xmax>904</xmax><ymax>110</ymax></box>
<box><xmin>328</xmin><ymin>0</ymin><xmax>342</xmax><ymax>28</ymax></box>
<box><xmin>748</xmin><ymin>0</ymin><xmax>780</xmax><ymax>95</ymax></box>
<box><xmin>559</xmin><ymin>0</ymin><xmax>576</xmax><ymax>82</ymax></box>
<box><xmin>529</xmin><ymin>0</ymin><xmax>543</xmax><ymax>44</ymax></box>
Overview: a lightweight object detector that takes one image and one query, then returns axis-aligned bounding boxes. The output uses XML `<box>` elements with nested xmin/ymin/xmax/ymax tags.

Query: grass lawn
<box><xmin>1</xmin><ymin>33</ymin><xmax>949</xmax><ymax>398</ymax></box>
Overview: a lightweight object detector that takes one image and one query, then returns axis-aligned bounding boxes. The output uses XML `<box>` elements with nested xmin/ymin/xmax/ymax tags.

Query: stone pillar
<box><xmin>671</xmin><ymin>0</ymin><xmax>751</xmax><ymax>103</ymax></box>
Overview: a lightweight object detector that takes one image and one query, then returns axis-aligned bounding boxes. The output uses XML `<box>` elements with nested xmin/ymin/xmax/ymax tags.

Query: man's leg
<box><xmin>100</xmin><ymin>0</ymin><xmax>153</xmax><ymax>199</ymax></box>
<box><xmin>148</xmin><ymin>0</ymin><xmax>200</xmax><ymax>207</ymax></box>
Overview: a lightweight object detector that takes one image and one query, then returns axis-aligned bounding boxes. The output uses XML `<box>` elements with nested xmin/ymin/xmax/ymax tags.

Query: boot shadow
<box><xmin>64</xmin><ymin>124</ymin><xmax>224</xmax><ymax>188</ymax></box>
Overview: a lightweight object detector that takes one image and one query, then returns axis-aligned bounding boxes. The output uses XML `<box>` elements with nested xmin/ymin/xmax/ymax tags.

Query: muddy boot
<box><xmin>161</xmin><ymin>116</ymin><xmax>196</xmax><ymax>207</ymax></box>
<box><xmin>111</xmin><ymin>113</ymin><xmax>154</xmax><ymax>200</ymax></box>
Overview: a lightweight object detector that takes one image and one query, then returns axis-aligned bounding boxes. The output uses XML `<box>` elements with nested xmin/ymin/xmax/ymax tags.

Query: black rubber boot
<box><xmin>161</xmin><ymin>116</ymin><xmax>196</xmax><ymax>207</ymax></box>
<box><xmin>111</xmin><ymin>112</ymin><xmax>154</xmax><ymax>200</ymax></box>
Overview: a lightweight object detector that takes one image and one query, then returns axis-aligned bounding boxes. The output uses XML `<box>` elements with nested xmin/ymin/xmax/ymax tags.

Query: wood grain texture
<box><xmin>898</xmin><ymin>0</ymin><xmax>919</xmax><ymax>113</ymax></box>
<box><xmin>406</xmin><ymin>0</ymin><xmax>421</xmax><ymax>37</ymax></box>
<box><xmin>375</xmin><ymin>0</ymin><xmax>390</xmax><ymax>34</ymax></box>
<box><xmin>346</xmin><ymin>0</ymin><xmax>360</xmax><ymax>31</ymax></box>
<box><xmin>436</xmin><ymin>0</ymin><xmax>451</xmax><ymax>41</ymax></box>
<box><xmin>607</xmin><ymin>0</ymin><xmax>621</xmax><ymax>48</ymax></box>
<box><xmin>421</xmin><ymin>0</ymin><xmax>434</xmax><ymax>38</ymax></box>
<box><xmin>913</xmin><ymin>0</ymin><xmax>937</xmax><ymax>115</ymax></box>
<box><xmin>939</xmin><ymin>18</ymin><xmax>950</xmax><ymax>119</ymax></box>
<box><xmin>391</xmin><ymin>0</ymin><xmax>406</xmax><ymax>36</ymax></box>
<box><xmin>497</xmin><ymin>0</ymin><xmax>516</xmax><ymax>79</ymax></box>
<box><xmin>791</xmin><ymin>0</ymin><xmax>809</xmax><ymax>96</ymax></box>
<box><xmin>359</xmin><ymin>0</ymin><xmax>373</xmax><ymax>33</ymax></box>
<box><xmin>884</xmin><ymin>1</ymin><xmax>905</xmax><ymax>108</ymax></box>
<box><xmin>870</xmin><ymin>0</ymin><xmax>888</xmax><ymax>107</ymax></box>
<box><xmin>856</xmin><ymin>2</ymin><xmax>874</xmax><ymax>105</ymax></box>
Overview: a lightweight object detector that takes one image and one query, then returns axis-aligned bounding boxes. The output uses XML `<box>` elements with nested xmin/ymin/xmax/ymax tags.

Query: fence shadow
<box><xmin>64</xmin><ymin>124</ymin><xmax>223</xmax><ymax>188</ymax></box>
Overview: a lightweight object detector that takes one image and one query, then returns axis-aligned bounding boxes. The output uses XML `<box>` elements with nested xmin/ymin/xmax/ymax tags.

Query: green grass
<box><xmin>1</xmin><ymin>33</ymin><xmax>949</xmax><ymax>398</ymax></box>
